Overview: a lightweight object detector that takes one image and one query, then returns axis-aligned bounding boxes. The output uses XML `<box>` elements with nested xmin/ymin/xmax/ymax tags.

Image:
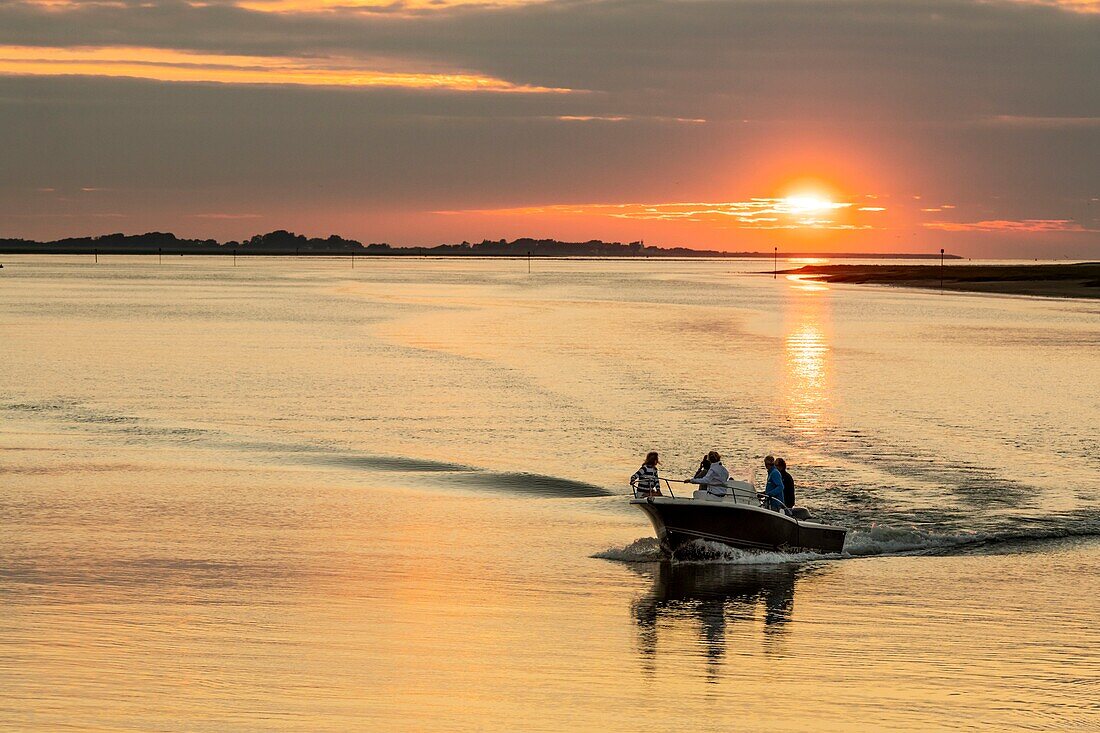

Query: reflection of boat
<box><xmin>631</xmin><ymin>562</ymin><xmax>803</xmax><ymax>680</ymax></box>
<box><xmin>634</xmin><ymin>561</ymin><xmax>799</xmax><ymax>628</ymax></box>
<box><xmin>631</xmin><ymin>482</ymin><xmax>846</xmax><ymax>555</ymax></box>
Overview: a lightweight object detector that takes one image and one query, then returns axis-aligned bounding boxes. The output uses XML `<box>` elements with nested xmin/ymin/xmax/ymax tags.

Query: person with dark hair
<box><xmin>693</xmin><ymin>454</ymin><xmax>712</xmax><ymax>481</ymax></box>
<box><xmin>763</xmin><ymin>455</ymin><xmax>786</xmax><ymax>513</ymax></box>
<box><xmin>776</xmin><ymin>457</ymin><xmax>795</xmax><ymax>510</ymax></box>
<box><xmin>688</xmin><ymin>451</ymin><xmax>729</xmax><ymax>499</ymax></box>
<box><xmin>630</xmin><ymin>451</ymin><xmax>662</xmax><ymax>497</ymax></box>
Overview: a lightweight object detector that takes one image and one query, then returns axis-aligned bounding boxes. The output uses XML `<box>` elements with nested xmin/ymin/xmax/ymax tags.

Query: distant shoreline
<box><xmin>0</xmin><ymin>230</ymin><xmax>962</xmax><ymax>260</ymax></box>
<box><xmin>780</xmin><ymin>263</ymin><xmax>1100</xmax><ymax>299</ymax></box>
<box><xmin>0</xmin><ymin>248</ymin><xmax>960</xmax><ymax>260</ymax></box>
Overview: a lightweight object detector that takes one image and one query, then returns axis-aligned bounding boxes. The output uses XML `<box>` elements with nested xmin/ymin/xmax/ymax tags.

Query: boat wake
<box><xmin>593</xmin><ymin>537</ymin><xmax>665</xmax><ymax>563</ymax></box>
<box><xmin>595</xmin><ymin>519</ymin><xmax>1100</xmax><ymax>565</ymax></box>
<box><xmin>593</xmin><ymin>537</ymin><xmax>834</xmax><ymax>565</ymax></box>
<box><xmin>2</xmin><ymin>398</ymin><xmax>612</xmax><ymax>498</ymax></box>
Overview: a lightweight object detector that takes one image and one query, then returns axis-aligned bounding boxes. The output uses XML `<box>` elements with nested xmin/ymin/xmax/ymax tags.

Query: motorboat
<box><xmin>631</xmin><ymin>480</ymin><xmax>846</xmax><ymax>555</ymax></box>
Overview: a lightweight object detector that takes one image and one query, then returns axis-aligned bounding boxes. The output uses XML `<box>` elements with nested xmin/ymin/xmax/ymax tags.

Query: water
<box><xmin>2</xmin><ymin>256</ymin><xmax>1098</xmax><ymax>731</ymax></box>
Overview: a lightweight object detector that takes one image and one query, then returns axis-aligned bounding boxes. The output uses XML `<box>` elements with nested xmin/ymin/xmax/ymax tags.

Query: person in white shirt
<box><xmin>687</xmin><ymin>451</ymin><xmax>729</xmax><ymax>500</ymax></box>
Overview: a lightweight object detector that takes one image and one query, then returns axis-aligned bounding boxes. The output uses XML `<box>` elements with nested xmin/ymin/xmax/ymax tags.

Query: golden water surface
<box><xmin>2</xmin><ymin>257</ymin><xmax>1098</xmax><ymax>731</ymax></box>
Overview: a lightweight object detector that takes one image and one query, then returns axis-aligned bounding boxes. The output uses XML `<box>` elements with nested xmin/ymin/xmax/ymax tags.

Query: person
<box><xmin>776</xmin><ymin>457</ymin><xmax>795</xmax><ymax>510</ymax></box>
<box><xmin>688</xmin><ymin>451</ymin><xmax>729</xmax><ymax>499</ymax></box>
<box><xmin>630</xmin><ymin>452</ymin><xmax>662</xmax><ymax>497</ymax></box>
<box><xmin>693</xmin><ymin>454</ymin><xmax>712</xmax><ymax>481</ymax></box>
<box><xmin>763</xmin><ymin>455</ymin><xmax>786</xmax><ymax>513</ymax></box>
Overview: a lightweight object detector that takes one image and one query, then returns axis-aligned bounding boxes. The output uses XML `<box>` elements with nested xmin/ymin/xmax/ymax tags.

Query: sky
<box><xmin>0</xmin><ymin>0</ymin><xmax>1097</xmax><ymax>257</ymax></box>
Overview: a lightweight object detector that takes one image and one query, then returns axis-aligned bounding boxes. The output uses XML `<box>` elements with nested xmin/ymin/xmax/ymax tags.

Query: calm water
<box><xmin>2</xmin><ymin>256</ymin><xmax>1098</xmax><ymax>731</ymax></box>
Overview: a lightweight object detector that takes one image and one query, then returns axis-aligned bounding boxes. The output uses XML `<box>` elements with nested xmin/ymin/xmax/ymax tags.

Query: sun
<box><xmin>779</xmin><ymin>193</ymin><xmax>843</xmax><ymax>214</ymax></box>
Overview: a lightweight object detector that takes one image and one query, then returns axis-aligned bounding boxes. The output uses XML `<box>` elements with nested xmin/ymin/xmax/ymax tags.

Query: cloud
<box><xmin>1003</xmin><ymin>0</ymin><xmax>1100</xmax><ymax>12</ymax></box>
<box><xmin>233</xmin><ymin>0</ymin><xmax>544</xmax><ymax>11</ymax></box>
<box><xmin>436</xmin><ymin>198</ymin><xmax>878</xmax><ymax>230</ymax></box>
<box><xmin>0</xmin><ymin>45</ymin><xmax>574</xmax><ymax>91</ymax></box>
<box><xmin>923</xmin><ymin>219</ymin><xmax>1096</xmax><ymax>232</ymax></box>
<box><xmin>0</xmin><ymin>0</ymin><xmax>1097</xmax><ymax>124</ymax></box>
<box><xmin>981</xmin><ymin>115</ymin><xmax>1100</xmax><ymax>129</ymax></box>
<box><xmin>555</xmin><ymin>114</ymin><xmax>705</xmax><ymax>124</ymax></box>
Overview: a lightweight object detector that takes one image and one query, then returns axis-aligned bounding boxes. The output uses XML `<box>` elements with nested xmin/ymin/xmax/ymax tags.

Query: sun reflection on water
<box><xmin>785</xmin><ymin>273</ymin><xmax>829</xmax><ymax>292</ymax></box>
<box><xmin>782</xmin><ymin>289</ymin><xmax>832</xmax><ymax>436</ymax></box>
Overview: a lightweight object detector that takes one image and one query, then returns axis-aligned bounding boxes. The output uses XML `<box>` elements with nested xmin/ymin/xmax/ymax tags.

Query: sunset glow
<box><xmin>437</xmin><ymin>197</ymin><xmax>871</xmax><ymax>231</ymax></box>
<box><xmin>5</xmin><ymin>0</ymin><xmax>1100</xmax><ymax>730</ymax></box>
<box><xmin>0</xmin><ymin>0</ymin><xmax>1096</xmax><ymax>256</ymax></box>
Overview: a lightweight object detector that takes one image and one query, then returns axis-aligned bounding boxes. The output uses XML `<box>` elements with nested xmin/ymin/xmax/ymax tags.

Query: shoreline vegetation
<box><xmin>781</xmin><ymin>263</ymin><xmax>1100</xmax><ymax>299</ymax></box>
<box><xmin>0</xmin><ymin>229</ymin><xmax>959</xmax><ymax>260</ymax></box>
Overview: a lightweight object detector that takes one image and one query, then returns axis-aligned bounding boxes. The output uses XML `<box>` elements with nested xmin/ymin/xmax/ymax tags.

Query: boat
<box><xmin>631</xmin><ymin>480</ymin><xmax>846</xmax><ymax>555</ymax></box>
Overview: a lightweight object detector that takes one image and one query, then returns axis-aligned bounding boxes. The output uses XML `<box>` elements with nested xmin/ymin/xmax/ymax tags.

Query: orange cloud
<box><xmin>0</xmin><ymin>45</ymin><xmax>573</xmax><ymax>92</ymax></box>
<box><xmin>20</xmin><ymin>0</ymin><xmax>540</xmax><ymax>10</ymax></box>
<box><xmin>983</xmin><ymin>115</ymin><xmax>1100</xmax><ymax>128</ymax></box>
<box><xmin>1004</xmin><ymin>0</ymin><xmax>1100</xmax><ymax>13</ymax></box>
<box><xmin>28</xmin><ymin>0</ymin><xmax>1096</xmax><ymax>12</ymax></box>
<box><xmin>436</xmin><ymin>199</ymin><xmax>881</xmax><ymax>230</ymax></box>
<box><xmin>235</xmin><ymin>0</ymin><xmax>536</xmax><ymax>11</ymax></box>
<box><xmin>923</xmin><ymin>219</ymin><xmax>1095</xmax><ymax>233</ymax></box>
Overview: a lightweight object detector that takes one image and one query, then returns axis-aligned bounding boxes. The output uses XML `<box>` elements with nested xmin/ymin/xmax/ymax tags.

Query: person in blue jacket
<box><xmin>763</xmin><ymin>455</ymin><xmax>788</xmax><ymax>513</ymax></box>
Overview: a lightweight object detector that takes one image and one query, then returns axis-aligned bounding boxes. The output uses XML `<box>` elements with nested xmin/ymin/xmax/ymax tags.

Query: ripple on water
<box><xmin>595</xmin><ymin>516</ymin><xmax>1100</xmax><ymax>566</ymax></box>
<box><xmin>443</xmin><ymin>471</ymin><xmax>611</xmax><ymax>498</ymax></box>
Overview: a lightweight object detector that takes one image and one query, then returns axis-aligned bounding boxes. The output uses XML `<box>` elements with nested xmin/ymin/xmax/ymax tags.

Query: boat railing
<box><xmin>631</xmin><ymin>479</ymin><xmax>676</xmax><ymax>499</ymax></box>
<box><xmin>758</xmin><ymin>493</ymin><xmax>793</xmax><ymax>515</ymax></box>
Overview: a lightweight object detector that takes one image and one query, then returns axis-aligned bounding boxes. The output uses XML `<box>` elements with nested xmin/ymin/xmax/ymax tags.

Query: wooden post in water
<box><xmin>527</xmin><ymin>251</ymin><xmax>531</xmax><ymax>274</ymax></box>
<box><xmin>774</xmin><ymin>247</ymin><xmax>777</xmax><ymax>279</ymax></box>
<box><xmin>940</xmin><ymin>248</ymin><xmax>945</xmax><ymax>290</ymax></box>
<box><xmin>94</xmin><ymin>248</ymin><xmax>98</xmax><ymax>264</ymax></box>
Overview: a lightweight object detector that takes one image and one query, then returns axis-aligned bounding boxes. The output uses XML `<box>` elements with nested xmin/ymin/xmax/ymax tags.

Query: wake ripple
<box><xmin>3</xmin><ymin>398</ymin><xmax>609</xmax><ymax>498</ymax></box>
<box><xmin>596</xmin><ymin>519</ymin><xmax>1100</xmax><ymax>565</ymax></box>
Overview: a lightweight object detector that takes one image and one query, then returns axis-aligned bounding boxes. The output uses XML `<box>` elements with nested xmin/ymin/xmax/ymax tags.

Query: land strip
<box><xmin>780</xmin><ymin>263</ymin><xmax>1100</xmax><ymax>299</ymax></box>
